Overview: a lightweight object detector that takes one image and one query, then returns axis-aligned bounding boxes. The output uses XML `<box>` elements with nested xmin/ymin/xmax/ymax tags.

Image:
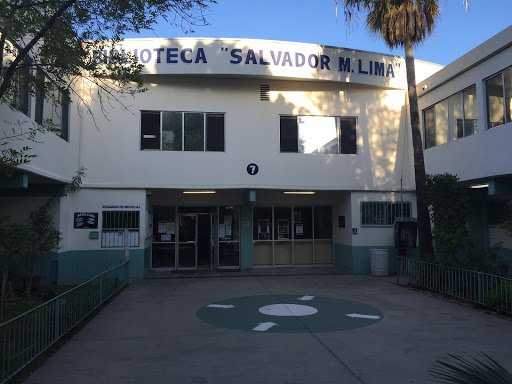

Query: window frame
<box><xmin>423</xmin><ymin>84</ymin><xmax>478</xmax><ymax>149</ymax></box>
<box><xmin>140</xmin><ymin>110</ymin><xmax>225</xmax><ymax>152</ymax></box>
<box><xmin>34</xmin><ymin>69</ymin><xmax>71</xmax><ymax>142</ymax></box>
<box><xmin>485</xmin><ymin>67</ymin><xmax>512</xmax><ymax>129</ymax></box>
<box><xmin>360</xmin><ymin>201</ymin><xmax>412</xmax><ymax>227</ymax></box>
<box><xmin>279</xmin><ymin>115</ymin><xmax>357</xmax><ymax>155</ymax></box>
<box><xmin>101</xmin><ymin>210</ymin><xmax>140</xmax><ymax>248</ymax></box>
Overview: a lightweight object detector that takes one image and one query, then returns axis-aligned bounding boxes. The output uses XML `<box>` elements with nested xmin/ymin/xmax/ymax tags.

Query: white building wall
<box><xmin>418</xmin><ymin>26</ymin><xmax>512</xmax><ymax>181</ymax></box>
<box><xmin>0</xmin><ymin>104</ymin><xmax>80</xmax><ymax>182</ymax></box>
<box><xmin>350</xmin><ymin>191</ymin><xmax>417</xmax><ymax>247</ymax></box>
<box><xmin>58</xmin><ymin>188</ymin><xmax>147</xmax><ymax>252</ymax></box>
<box><xmin>77</xmin><ymin>77</ymin><xmax>420</xmax><ymax>192</ymax></box>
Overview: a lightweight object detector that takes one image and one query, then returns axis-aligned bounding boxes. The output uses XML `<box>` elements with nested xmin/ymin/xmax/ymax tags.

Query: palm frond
<box><xmin>429</xmin><ymin>352</ymin><xmax>512</xmax><ymax>384</ymax></box>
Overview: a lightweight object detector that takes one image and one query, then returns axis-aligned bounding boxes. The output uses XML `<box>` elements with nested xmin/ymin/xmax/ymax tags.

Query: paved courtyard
<box><xmin>24</xmin><ymin>274</ymin><xmax>512</xmax><ymax>384</ymax></box>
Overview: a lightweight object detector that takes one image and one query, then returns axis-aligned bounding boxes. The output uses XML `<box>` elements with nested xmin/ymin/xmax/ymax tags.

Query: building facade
<box><xmin>1</xmin><ymin>29</ymin><xmax>511</xmax><ymax>284</ymax></box>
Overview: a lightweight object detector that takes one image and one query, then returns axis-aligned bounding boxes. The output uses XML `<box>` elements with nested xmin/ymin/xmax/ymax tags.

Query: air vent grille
<box><xmin>260</xmin><ymin>84</ymin><xmax>270</xmax><ymax>101</ymax></box>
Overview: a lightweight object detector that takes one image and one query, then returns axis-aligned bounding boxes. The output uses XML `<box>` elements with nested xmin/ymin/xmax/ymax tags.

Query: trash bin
<box><xmin>370</xmin><ymin>249</ymin><xmax>389</xmax><ymax>276</ymax></box>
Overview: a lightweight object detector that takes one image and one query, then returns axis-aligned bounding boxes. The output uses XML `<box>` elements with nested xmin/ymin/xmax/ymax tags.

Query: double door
<box><xmin>177</xmin><ymin>214</ymin><xmax>218</xmax><ymax>270</ymax></box>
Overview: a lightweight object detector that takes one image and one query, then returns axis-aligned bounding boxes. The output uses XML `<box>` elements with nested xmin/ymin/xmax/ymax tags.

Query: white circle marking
<box><xmin>258</xmin><ymin>304</ymin><xmax>318</xmax><ymax>317</ymax></box>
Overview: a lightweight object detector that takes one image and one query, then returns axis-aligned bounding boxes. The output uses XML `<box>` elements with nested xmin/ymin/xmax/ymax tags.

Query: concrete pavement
<box><xmin>23</xmin><ymin>274</ymin><xmax>512</xmax><ymax>384</ymax></box>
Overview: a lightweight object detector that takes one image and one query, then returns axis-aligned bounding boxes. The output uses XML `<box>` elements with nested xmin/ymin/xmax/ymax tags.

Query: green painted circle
<box><xmin>196</xmin><ymin>294</ymin><xmax>383</xmax><ymax>333</ymax></box>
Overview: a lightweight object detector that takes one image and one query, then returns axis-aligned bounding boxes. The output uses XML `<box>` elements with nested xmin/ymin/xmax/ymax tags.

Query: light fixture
<box><xmin>469</xmin><ymin>183</ymin><xmax>488</xmax><ymax>189</ymax></box>
<box><xmin>143</xmin><ymin>134</ymin><xmax>157</xmax><ymax>139</ymax></box>
<box><xmin>182</xmin><ymin>190</ymin><xmax>216</xmax><ymax>194</ymax></box>
<box><xmin>283</xmin><ymin>191</ymin><xmax>316</xmax><ymax>195</ymax></box>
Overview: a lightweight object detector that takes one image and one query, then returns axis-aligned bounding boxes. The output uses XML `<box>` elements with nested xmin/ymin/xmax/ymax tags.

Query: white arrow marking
<box><xmin>298</xmin><ymin>295</ymin><xmax>315</xmax><ymax>301</ymax></box>
<box><xmin>252</xmin><ymin>322</ymin><xmax>278</xmax><ymax>332</ymax></box>
<box><xmin>346</xmin><ymin>313</ymin><xmax>380</xmax><ymax>320</ymax></box>
<box><xmin>207</xmin><ymin>304</ymin><xmax>235</xmax><ymax>309</ymax></box>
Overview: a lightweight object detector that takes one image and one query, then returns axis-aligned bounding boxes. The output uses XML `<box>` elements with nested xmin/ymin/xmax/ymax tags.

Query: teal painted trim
<box><xmin>489</xmin><ymin>179</ymin><xmax>512</xmax><ymax>196</ymax></box>
<box><xmin>0</xmin><ymin>184</ymin><xmax>66</xmax><ymax>196</ymax></box>
<box><xmin>333</xmin><ymin>243</ymin><xmax>353</xmax><ymax>273</ymax></box>
<box><xmin>57</xmin><ymin>249</ymin><xmax>144</xmax><ymax>284</ymax></box>
<box><xmin>240</xmin><ymin>204</ymin><xmax>253</xmax><ymax>270</ymax></box>
<box><xmin>351</xmin><ymin>246</ymin><xmax>419</xmax><ymax>274</ymax></box>
<box><xmin>497</xmin><ymin>248</ymin><xmax>512</xmax><ymax>270</ymax></box>
<box><xmin>0</xmin><ymin>174</ymin><xmax>28</xmax><ymax>189</ymax></box>
<box><xmin>144</xmin><ymin>246</ymin><xmax>151</xmax><ymax>273</ymax></box>
<box><xmin>128</xmin><ymin>249</ymin><xmax>145</xmax><ymax>279</ymax></box>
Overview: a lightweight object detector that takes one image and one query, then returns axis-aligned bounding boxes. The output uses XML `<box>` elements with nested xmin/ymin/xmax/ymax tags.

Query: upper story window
<box><xmin>140</xmin><ymin>111</ymin><xmax>225</xmax><ymax>152</ymax></box>
<box><xmin>280</xmin><ymin>115</ymin><xmax>357</xmax><ymax>154</ymax></box>
<box><xmin>10</xmin><ymin>69</ymin><xmax>30</xmax><ymax>117</ymax></box>
<box><xmin>486</xmin><ymin>67</ymin><xmax>512</xmax><ymax>129</ymax></box>
<box><xmin>423</xmin><ymin>85</ymin><xmax>478</xmax><ymax>149</ymax></box>
<box><xmin>34</xmin><ymin>70</ymin><xmax>70</xmax><ymax>142</ymax></box>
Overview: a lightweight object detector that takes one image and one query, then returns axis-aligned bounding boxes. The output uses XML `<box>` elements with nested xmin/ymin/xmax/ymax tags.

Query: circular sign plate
<box><xmin>247</xmin><ymin>163</ymin><xmax>259</xmax><ymax>175</ymax></box>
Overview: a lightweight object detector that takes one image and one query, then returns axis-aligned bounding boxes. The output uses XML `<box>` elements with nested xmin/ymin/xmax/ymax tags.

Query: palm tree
<box><xmin>339</xmin><ymin>0</ymin><xmax>468</xmax><ymax>261</ymax></box>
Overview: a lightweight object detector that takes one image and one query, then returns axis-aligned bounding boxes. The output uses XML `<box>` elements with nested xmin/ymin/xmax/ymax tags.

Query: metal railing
<box><xmin>397</xmin><ymin>256</ymin><xmax>512</xmax><ymax>314</ymax></box>
<box><xmin>0</xmin><ymin>261</ymin><xmax>129</xmax><ymax>384</ymax></box>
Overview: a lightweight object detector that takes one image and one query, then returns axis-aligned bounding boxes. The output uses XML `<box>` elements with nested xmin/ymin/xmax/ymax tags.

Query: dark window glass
<box><xmin>61</xmin><ymin>99</ymin><xmax>70</xmax><ymax>142</ymax></box>
<box><xmin>274</xmin><ymin>207</ymin><xmax>291</xmax><ymax>240</ymax></box>
<box><xmin>184</xmin><ymin>113</ymin><xmax>204</xmax><ymax>151</ymax></box>
<box><xmin>424</xmin><ymin>107</ymin><xmax>435</xmax><ymax>149</ymax></box>
<box><xmin>463</xmin><ymin>85</ymin><xmax>478</xmax><ymax>136</ymax></box>
<box><xmin>486</xmin><ymin>73</ymin><xmax>505</xmax><ymax>128</ymax></box>
<box><xmin>361</xmin><ymin>202</ymin><xmax>411</xmax><ymax>226</ymax></box>
<box><xmin>141</xmin><ymin>112</ymin><xmax>161</xmax><ymax>150</ymax></box>
<box><xmin>253</xmin><ymin>207</ymin><xmax>272</xmax><ymax>240</ymax></box>
<box><xmin>314</xmin><ymin>206</ymin><xmax>332</xmax><ymax>239</ymax></box>
<box><xmin>162</xmin><ymin>112</ymin><xmax>182</xmax><ymax>151</ymax></box>
<box><xmin>456</xmin><ymin>119</ymin><xmax>464</xmax><ymax>139</ymax></box>
<box><xmin>339</xmin><ymin>117</ymin><xmax>357</xmax><ymax>154</ymax></box>
<box><xmin>293</xmin><ymin>206</ymin><xmax>313</xmax><ymax>239</ymax></box>
<box><xmin>488</xmin><ymin>199</ymin><xmax>512</xmax><ymax>227</ymax></box>
<box><xmin>12</xmin><ymin>69</ymin><xmax>30</xmax><ymax>116</ymax></box>
<box><xmin>219</xmin><ymin>206</ymin><xmax>239</xmax><ymax>241</ymax></box>
<box><xmin>280</xmin><ymin>116</ymin><xmax>298</xmax><ymax>152</ymax></box>
<box><xmin>505</xmin><ymin>67</ymin><xmax>512</xmax><ymax>124</ymax></box>
<box><xmin>34</xmin><ymin>70</ymin><xmax>45</xmax><ymax>124</ymax></box>
<box><xmin>206</xmin><ymin>113</ymin><xmax>224</xmax><ymax>151</ymax></box>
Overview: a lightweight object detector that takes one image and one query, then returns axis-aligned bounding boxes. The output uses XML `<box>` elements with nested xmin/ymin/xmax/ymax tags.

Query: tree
<box><xmin>0</xmin><ymin>0</ymin><xmax>215</xmax><ymax>167</ymax></box>
<box><xmin>337</xmin><ymin>0</ymin><xmax>468</xmax><ymax>261</ymax></box>
<box><xmin>426</xmin><ymin>173</ymin><xmax>469</xmax><ymax>266</ymax></box>
<box><xmin>0</xmin><ymin>217</ymin><xmax>33</xmax><ymax>321</ymax></box>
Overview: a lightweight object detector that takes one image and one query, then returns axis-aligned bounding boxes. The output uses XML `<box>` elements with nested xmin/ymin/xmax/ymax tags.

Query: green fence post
<box><xmin>54</xmin><ymin>299</ymin><xmax>60</xmax><ymax>340</ymax></box>
<box><xmin>99</xmin><ymin>277</ymin><xmax>103</xmax><ymax>304</ymax></box>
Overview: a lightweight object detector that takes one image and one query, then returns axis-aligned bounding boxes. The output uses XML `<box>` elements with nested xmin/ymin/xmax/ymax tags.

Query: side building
<box><xmin>418</xmin><ymin>25</ymin><xmax>512</xmax><ymax>264</ymax></box>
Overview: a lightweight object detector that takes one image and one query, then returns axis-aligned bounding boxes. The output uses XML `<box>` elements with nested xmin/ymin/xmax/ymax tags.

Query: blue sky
<box><xmin>131</xmin><ymin>0</ymin><xmax>512</xmax><ymax>66</ymax></box>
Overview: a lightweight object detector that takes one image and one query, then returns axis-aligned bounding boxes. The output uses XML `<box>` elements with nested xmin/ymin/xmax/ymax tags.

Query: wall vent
<box><xmin>260</xmin><ymin>84</ymin><xmax>270</xmax><ymax>101</ymax></box>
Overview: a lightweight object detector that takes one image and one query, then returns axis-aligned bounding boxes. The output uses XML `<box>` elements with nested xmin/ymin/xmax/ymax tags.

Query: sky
<box><xmin>128</xmin><ymin>0</ymin><xmax>512</xmax><ymax>66</ymax></box>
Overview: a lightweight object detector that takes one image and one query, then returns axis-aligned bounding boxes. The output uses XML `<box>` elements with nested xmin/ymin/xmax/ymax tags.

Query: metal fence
<box><xmin>397</xmin><ymin>256</ymin><xmax>512</xmax><ymax>314</ymax></box>
<box><xmin>0</xmin><ymin>261</ymin><xmax>129</xmax><ymax>384</ymax></box>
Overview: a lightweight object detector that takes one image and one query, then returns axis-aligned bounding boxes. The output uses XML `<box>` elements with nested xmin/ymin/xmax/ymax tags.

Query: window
<box><xmin>11</xmin><ymin>69</ymin><xmax>30</xmax><ymax>116</ymax></box>
<box><xmin>423</xmin><ymin>85</ymin><xmax>478</xmax><ymax>149</ymax></box>
<box><xmin>252</xmin><ymin>205</ymin><xmax>333</xmax><ymax>266</ymax></box>
<box><xmin>101</xmin><ymin>211</ymin><xmax>140</xmax><ymax>248</ymax></box>
<box><xmin>141</xmin><ymin>111</ymin><xmax>225</xmax><ymax>152</ymax></box>
<box><xmin>488</xmin><ymin>199</ymin><xmax>512</xmax><ymax>227</ymax></box>
<box><xmin>280</xmin><ymin>115</ymin><xmax>357</xmax><ymax>154</ymax></box>
<box><xmin>34</xmin><ymin>70</ymin><xmax>70</xmax><ymax>141</ymax></box>
<box><xmin>486</xmin><ymin>67</ymin><xmax>512</xmax><ymax>128</ymax></box>
<box><xmin>361</xmin><ymin>202</ymin><xmax>411</xmax><ymax>226</ymax></box>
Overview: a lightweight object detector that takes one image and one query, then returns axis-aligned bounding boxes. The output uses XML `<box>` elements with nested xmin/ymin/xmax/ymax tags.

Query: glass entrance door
<box><xmin>178</xmin><ymin>214</ymin><xmax>197</xmax><ymax>269</ymax></box>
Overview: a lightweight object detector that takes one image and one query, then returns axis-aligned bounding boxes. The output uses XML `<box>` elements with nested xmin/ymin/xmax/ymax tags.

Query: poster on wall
<box><xmin>74</xmin><ymin>213</ymin><xmax>98</xmax><ymax>229</ymax></box>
